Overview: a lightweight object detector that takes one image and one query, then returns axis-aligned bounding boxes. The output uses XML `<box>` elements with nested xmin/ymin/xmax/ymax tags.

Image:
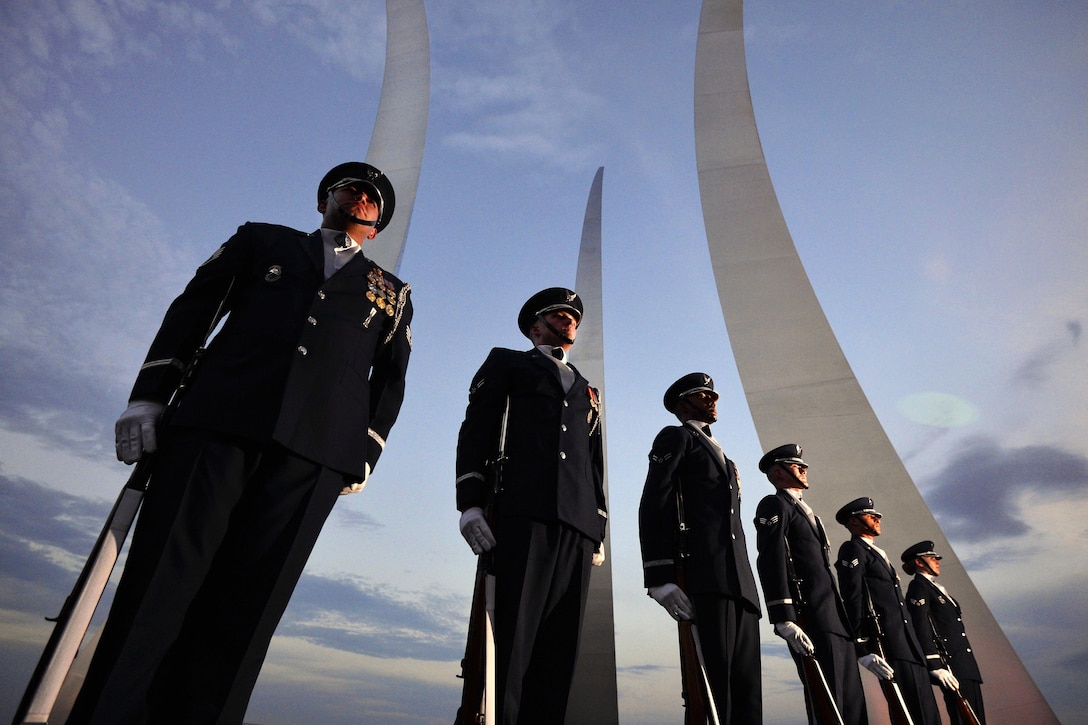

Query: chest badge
<box><xmin>264</xmin><ymin>265</ymin><xmax>283</xmax><ymax>282</ymax></box>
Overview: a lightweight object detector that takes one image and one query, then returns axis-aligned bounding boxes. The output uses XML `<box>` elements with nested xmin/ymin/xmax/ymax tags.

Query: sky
<box><xmin>1</xmin><ymin>1</ymin><xmax>1086</xmax><ymax>723</ymax></box>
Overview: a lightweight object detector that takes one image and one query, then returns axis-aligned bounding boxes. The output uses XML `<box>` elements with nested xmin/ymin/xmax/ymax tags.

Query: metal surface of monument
<box><xmin>693</xmin><ymin>0</ymin><xmax>1057</xmax><ymax>721</ymax></box>
<box><xmin>566</xmin><ymin>167</ymin><xmax>619</xmax><ymax>725</ymax></box>
<box><xmin>364</xmin><ymin>0</ymin><xmax>430</xmax><ymax>275</ymax></box>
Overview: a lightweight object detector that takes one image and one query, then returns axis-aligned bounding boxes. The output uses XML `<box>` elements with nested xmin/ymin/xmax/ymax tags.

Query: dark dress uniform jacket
<box><xmin>455</xmin><ymin>347</ymin><xmax>606</xmax><ymax>543</ymax></box>
<box><xmin>130</xmin><ymin>222</ymin><xmax>412</xmax><ymax>479</ymax></box>
<box><xmin>906</xmin><ymin>575</ymin><xmax>982</xmax><ymax>682</ymax></box>
<box><xmin>754</xmin><ymin>490</ymin><xmax>851</xmax><ymax>636</ymax></box>
<box><xmin>837</xmin><ymin>537</ymin><xmax>926</xmax><ymax>663</ymax></box>
<box><xmin>639</xmin><ymin>422</ymin><xmax>759</xmax><ymax>609</ymax></box>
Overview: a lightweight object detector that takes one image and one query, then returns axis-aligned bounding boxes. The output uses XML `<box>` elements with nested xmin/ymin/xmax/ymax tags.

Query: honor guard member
<box><xmin>69</xmin><ymin>162</ymin><xmax>413</xmax><ymax>725</ymax></box>
<box><xmin>639</xmin><ymin>373</ymin><xmax>762</xmax><ymax>724</ymax></box>
<box><xmin>835</xmin><ymin>498</ymin><xmax>943</xmax><ymax>725</ymax></box>
<box><xmin>456</xmin><ymin>287</ymin><xmax>607</xmax><ymax>725</ymax></box>
<box><xmin>902</xmin><ymin>541</ymin><xmax>985</xmax><ymax>724</ymax></box>
<box><xmin>753</xmin><ymin>444</ymin><xmax>867</xmax><ymax>725</ymax></box>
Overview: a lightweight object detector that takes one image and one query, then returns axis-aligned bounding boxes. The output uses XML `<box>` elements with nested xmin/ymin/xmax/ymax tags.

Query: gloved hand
<box><xmin>648</xmin><ymin>583</ymin><xmax>694</xmax><ymax>621</ymax></box>
<box><xmin>930</xmin><ymin>668</ymin><xmax>959</xmax><ymax>690</ymax></box>
<box><xmin>459</xmin><ymin>507</ymin><xmax>496</xmax><ymax>554</ymax></box>
<box><xmin>774</xmin><ymin>621</ymin><xmax>815</xmax><ymax>656</ymax></box>
<box><xmin>114</xmin><ymin>400</ymin><xmax>165</xmax><ymax>464</ymax></box>
<box><xmin>592</xmin><ymin>543</ymin><xmax>606</xmax><ymax>567</ymax></box>
<box><xmin>340</xmin><ymin>463</ymin><xmax>371</xmax><ymax>495</ymax></box>
<box><xmin>858</xmin><ymin>653</ymin><xmax>895</xmax><ymax>680</ymax></box>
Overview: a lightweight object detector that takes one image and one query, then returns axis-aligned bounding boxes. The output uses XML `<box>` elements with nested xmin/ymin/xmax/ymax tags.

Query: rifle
<box><xmin>783</xmin><ymin>539</ymin><xmax>844</xmax><ymax>725</ymax></box>
<box><xmin>926</xmin><ymin>611</ymin><xmax>981</xmax><ymax>725</ymax></box>
<box><xmin>861</xmin><ymin>581</ymin><xmax>916</xmax><ymax>725</ymax></box>
<box><xmin>12</xmin><ymin>279</ymin><xmax>233</xmax><ymax>725</ymax></box>
<box><xmin>454</xmin><ymin>396</ymin><xmax>510</xmax><ymax>725</ymax></box>
<box><xmin>674</xmin><ymin>485</ymin><xmax>720</xmax><ymax>725</ymax></box>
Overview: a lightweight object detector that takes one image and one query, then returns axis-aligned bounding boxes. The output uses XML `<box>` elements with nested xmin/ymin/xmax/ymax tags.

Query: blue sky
<box><xmin>1</xmin><ymin>1</ymin><xmax>1085</xmax><ymax>723</ymax></box>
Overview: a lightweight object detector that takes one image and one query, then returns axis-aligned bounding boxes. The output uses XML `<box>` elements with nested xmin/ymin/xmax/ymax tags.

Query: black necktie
<box><xmin>550</xmin><ymin>346</ymin><xmax>564</xmax><ymax>360</ymax></box>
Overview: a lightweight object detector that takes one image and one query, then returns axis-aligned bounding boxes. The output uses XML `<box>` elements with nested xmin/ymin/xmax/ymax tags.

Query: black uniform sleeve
<box><xmin>836</xmin><ymin>538</ymin><xmax>872</xmax><ymax>655</ymax></box>
<box><xmin>129</xmin><ymin>225</ymin><xmax>252</xmax><ymax>404</ymax></box>
<box><xmin>638</xmin><ymin>426</ymin><xmax>688</xmax><ymax>588</ymax></box>
<box><xmin>906</xmin><ymin>578</ymin><xmax>943</xmax><ymax>671</ymax></box>
<box><xmin>455</xmin><ymin>349</ymin><xmax>513</xmax><ymax>511</ymax></box>
<box><xmin>754</xmin><ymin>494</ymin><xmax>797</xmax><ymax>624</ymax></box>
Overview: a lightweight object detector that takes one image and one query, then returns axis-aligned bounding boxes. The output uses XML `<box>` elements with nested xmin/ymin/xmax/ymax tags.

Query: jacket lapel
<box><xmin>685</xmin><ymin>420</ymin><xmax>731</xmax><ymax>482</ymax></box>
<box><xmin>301</xmin><ymin>230</ymin><xmax>324</xmax><ymax>273</ymax></box>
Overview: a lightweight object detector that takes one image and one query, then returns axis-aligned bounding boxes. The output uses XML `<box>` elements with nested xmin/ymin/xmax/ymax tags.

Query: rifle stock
<box><xmin>925</xmin><ymin>611</ymin><xmax>981</xmax><ymax>725</ymax></box>
<box><xmin>454</xmin><ymin>561</ymin><xmax>489</xmax><ymax>725</ymax></box>
<box><xmin>454</xmin><ymin>396</ymin><xmax>509</xmax><ymax>725</ymax></box>
<box><xmin>12</xmin><ymin>280</ymin><xmax>232</xmax><ymax>725</ymax></box>
<box><xmin>951</xmin><ymin>692</ymin><xmax>982</xmax><ymax>725</ymax></box>
<box><xmin>11</xmin><ymin>465</ymin><xmax>150</xmax><ymax>725</ymax></box>
<box><xmin>797</xmin><ymin>653</ymin><xmax>844</xmax><ymax>725</ymax></box>
<box><xmin>676</xmin><ymin>618</ymin><xmax>720</xmax><ymax>725</ymax></box>
<box><xmin>862</xmin><ymin>582</ymin><xmax>916</xmax><ymax>725</ymax></box>
<box><xmin>783</xmin><ymin>539</ymin><xmax>844</xmax><ymax>725</ymax></box>
<box><xmin>674</xmin><ymin>488</ymin><xmax>719</xmax><ymax>725</ymax></box>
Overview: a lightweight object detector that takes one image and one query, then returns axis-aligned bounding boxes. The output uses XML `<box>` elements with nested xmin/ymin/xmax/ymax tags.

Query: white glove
<box><xmin>930</xmin><ymin>668</ymin><xmax>959</xmax><ymax>690</ymax></box>
<box><xmin>340</xmin><ymin>463</ymin><xmax>371</xmax><ymax>495</ymax></box>
<box><xmin>459</xmin><ymin>507</ymin><xmax>496</xmax><ymax>554</ymax></box>
<box><xmin>858</xmin><ymin>653</ymin><xmax>895</xmax><ymax>680</ymax></box>
<box><xmin>774</xmin><ymin>621</ymin><xmax>815</xmax><ymax>656</ymax></box>
<box><xmin>648</xmin><ymin>583</ymin><xmax>694</xmax><ymax>621</ymax></box>
<box><xmin>114</xmin><ymin>400</ymin><xmax>164</xmax><ymax>464</ymax></box>
<box><xmin>592</xmin><ymin>543</ymin><xmax>605</xmax><ymax>567</ymax></box>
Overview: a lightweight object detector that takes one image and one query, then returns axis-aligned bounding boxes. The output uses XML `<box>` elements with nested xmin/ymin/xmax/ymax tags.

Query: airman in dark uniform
<box><xmin>753</xmin><ymin>444</ymin><xmax>867</xmax><ymax>725</ymax></box>
<box><xmin>69</xmin><ymin>162</ymin><xmax>413</xmax><ymax>725</ymax></box>
<box><xmin>455</xmin><ymin>287</ymin><xmax>606</xmax><ymax>725</ymax></box>
<box><xmin>638</xmin><ymin>373</ymin><xmax>761</xmax><ymax>724</ymax></box>
<box><xmin>902</xmin><ymin>541</ymin><xmax>985</xmax><ymax>724</ymax></box>
<box><xmin>835</xmin><ymin>497</ymin><xmax>943</xmax><ymax>725</ymax></box>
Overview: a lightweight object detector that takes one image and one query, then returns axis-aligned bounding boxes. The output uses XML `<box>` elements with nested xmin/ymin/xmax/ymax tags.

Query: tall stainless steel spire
<box><xmin>694</xmin><ymin>0</ymin><xmax>1057</xmax><ymax>721</ymax></box>
<box><xmin>566</xmin><ymin>167</ymin><xmax>619</xmax><ymax>725</ymax></box>
<box><xmin>364</xmin><ymin>0</ymin><xmax>430</xmax><ymax>275</ymax></box>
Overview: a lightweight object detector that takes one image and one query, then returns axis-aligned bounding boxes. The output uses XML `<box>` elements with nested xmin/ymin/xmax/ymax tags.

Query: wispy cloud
<box><xmin>1013</xmin><ymin>318</ymin><xmax>1084</xmax><ymax>387</ymax></box>
<box><xmin>427</xmin><ymin>2</ymin><xmax>605</xmax><ymax>167</ymax></box>
<box><xmin>246</xmin><ymin>0</ymin><xmax>386</xmax><ymax>80</ymax></box>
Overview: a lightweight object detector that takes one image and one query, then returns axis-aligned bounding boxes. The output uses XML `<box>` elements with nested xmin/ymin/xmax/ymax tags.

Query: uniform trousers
<box><xmin>690</xmin><ymin>593</ymin><xmax>762</xmax><ymax>725</ymax></box>
<box><xmin>889</xmin><ymin>657</ymin><xmax>942</xmax><ymax>725</ymax></box>
<box><xmin>789</xmin><ymin>630</ymin><xmax>867</xmax><ymax>725</ymax></box>
<box><xmin>491</xmin><ymin>517</ymin><xmax>593</xmax><ymax>725</ymax></box>
<box><xmin>67</xmin><ymin>428</ymin><xmax>343</xmax><ymax>725</ymax></box>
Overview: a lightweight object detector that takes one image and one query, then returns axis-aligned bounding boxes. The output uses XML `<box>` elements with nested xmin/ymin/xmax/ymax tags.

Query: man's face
<box><xmin>320</xmin><ymin>183</ymin><xmax>381</xmax><ymax>234</ymax></box>
<box><xmin>848</xmin><ymin>512</ymin><xmax>882</xmax><ymax>537</ymax></box>
<box><xmin>772</xmin><ymin>462</ymin><xmax>808</xmax><ymax>490</ymax></box>
<box><xmin>531</xmin><ymin>310</ymin><xmax>579</xmax><ymax>348</ymax></box>
<box><xmin>679</xmin><ymin>390</ymin><xmax>718</xmax><ymax>424</ymax></box>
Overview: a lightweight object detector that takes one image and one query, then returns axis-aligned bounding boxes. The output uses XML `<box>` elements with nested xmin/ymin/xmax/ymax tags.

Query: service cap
<box><xmin>835</xmin><ymin>496</ymin><xmax>882</xmax><ymax>526</ymax></box>
<box><xmin>759</xmin><ymin>443</ymin><xmax>807</xmax><ymax>473</ymax></box>
<box><xmin>663</xmin><ymin>372</ymin><xmax>718</xmax><ymax>413</ymax></box>
<box><xmin>318</xmin><ymin>161</ymin><xmax>396</xmax><ymax>232</ymax></box>
<box><xmin>517</xmin><ymin>287</ymin><xmax>583</xmax><ymax>338</ymax></box>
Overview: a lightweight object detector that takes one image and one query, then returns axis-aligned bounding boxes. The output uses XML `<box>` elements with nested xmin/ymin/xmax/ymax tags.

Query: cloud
<box><xmin>428</xmin><ymin>3</ymin><xmax>606</xmax><ymax>167</ymax></box>
<box><xmin>277</xmin><ymin>572</ymin><xmax>467</xmax><ymax>661</ymax></box>
<box><xmin>1012</xmin><ymin>318</ymin><xmax>1085</xmax><ymax>387</ymax></box>
<box><xmin>0</xmin><ymin>474</ymin><xmax>108</xmax><ymax>614</ymax></box>
<box><xmin>245</xmin><ymin>0</ymin><xmax>385</xmax><ymax>81</ymax></box>
<box><xmin>922</xmin><ymin>436</ymin><xmax>1088</xmax><ymax>542</ymax></box>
